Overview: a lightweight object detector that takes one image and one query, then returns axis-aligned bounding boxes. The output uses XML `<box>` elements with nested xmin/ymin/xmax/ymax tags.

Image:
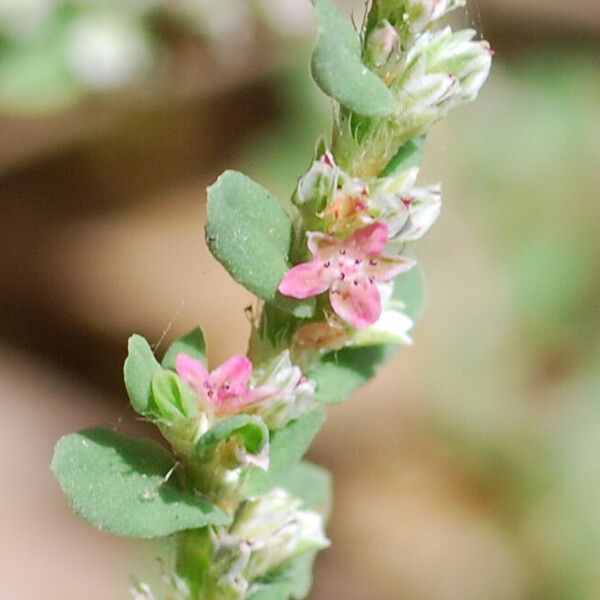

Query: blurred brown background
<box><xmin>1</xmin><ymin>1</ymin><xmax>600</xmax><ymax>598</ymax></box>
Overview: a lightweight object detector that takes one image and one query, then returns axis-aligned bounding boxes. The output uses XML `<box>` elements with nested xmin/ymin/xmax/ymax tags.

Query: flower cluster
<box><xmin>208</xmin><ymin>489</ymin><xmax>329</xmax><ymax>599</ymax></box>
<box><xmin>278</xmin><ymin>150</ymin><xmax>438</xmax><ymax>335</ymax></box>
<box><xmin>336</xmin><ymin>1</ymin><xmax>492</xmax><ymax>177</ymax></box>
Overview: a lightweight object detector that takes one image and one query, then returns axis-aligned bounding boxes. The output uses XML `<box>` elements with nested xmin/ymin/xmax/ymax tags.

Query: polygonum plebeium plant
<box><xmin>52</xmin><ymin>2</ymin><xmax>491</xmax><ymax>598</ymax></box>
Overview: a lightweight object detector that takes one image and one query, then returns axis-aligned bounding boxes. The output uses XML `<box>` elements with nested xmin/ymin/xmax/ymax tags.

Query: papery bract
<box><xmin>278</xmin><ymin>222</ymin><xmax>414</xmax><ymax>329</ymax></box>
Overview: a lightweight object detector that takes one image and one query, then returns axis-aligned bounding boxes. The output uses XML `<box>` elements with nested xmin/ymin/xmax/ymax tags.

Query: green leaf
<box><xmin>392</xmin><ymin>261</ymin><xmax>426</xmax><ymax>322</ymax></box>
<box><xmin>309</xmin><ymin>345</ymin><xmax>397</xmax><ymax>404</ymax></box>
<box><xmin>311</xmin><ymin>0</ymin><xmax>397</xmax><ymax>118</ymax></box>
<box><xmin>51</xmin><ymin>428</ymin><xmax>231</xmax><ymax>539</ymax></box>
<box><xmin>381</xmin><ymin>137</ymin><xmax>426</xmax><ymax>176</ymax></box>
<box><xmin>151</xmin><ymin>370</ymin><xmax>198</xmax><ymax>422</ymax></box>
<box><xmin>248</xmin><ymin>552</ymin><xmax>317</xmax><ymax>600</ymax></box>
<box><xmin>195</xmin><ymin>415</ymin><xmax>269</xmax><ymax>462</ymax></box>
<box><xmin>245</xmin><ymin>409</ymin><xmax>326</xmax><ymax>495</ymax></box>
<box><xmin>124</xmin><ymin>334</ymin><xmax>162</xmax><ymax>416</ymax></box>
<box><xmin>206</xmin><ymin>171</ymin><xmax>315</xmax><ymax>318</ymax></box>
<box><xmin>162</xmin><ymin>327</ymin><xmax>207</xmax><ymax>371</ymax></box>
<box><xmin>277</xmin><ymin>461</ymin><xmax>333</xmax><ymax>521</ymax></box>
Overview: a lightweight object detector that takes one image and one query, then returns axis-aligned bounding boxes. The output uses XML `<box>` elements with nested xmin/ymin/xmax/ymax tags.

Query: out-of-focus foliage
<box><xmin>0</xmin><ymin>0</ymin><xmax>322</xmax><ymax>115</ymax></box>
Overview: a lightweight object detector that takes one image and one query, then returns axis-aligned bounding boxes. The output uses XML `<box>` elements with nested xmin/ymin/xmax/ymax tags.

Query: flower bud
<box><xmin>292</xmin><ymin>152</ymin><xmax>338</xmax><ymax>227</ymax></box>
<box><xmin>151</xmin><ymin>370</ymin><xmax>198</xmax><ymax>422</ymax></box>
<box><xmin>369</xmin><ymin>168</ymin><xmax>442</xmax><ymax>243</ymax></box>
<box><xmin>365</xmin><ymin>20</ymin><xmax>399</xmax><ymax>68</ymax></box>
<box><xmin>209</xmin><ymin>488</ymin><xmax>330</xmax><ymax>597</ymax></box>
<box><xmin>249</xmin><ymin>351</ymin><xmax>317</xmax><ymax>430</ymax></box>
<box><xmin>400</xmin><ymin>27</ymin><xmax>492</xmax><ymax>110</ymax></box>
<box><xmin>406</xmin><ymin>0</ymin><xmax>466</xmax><ymax>33</ymax></box>
<box><xmin>151</xmin><ymin>370</ymin><xmax>205</xmax><ymax>458</ymax></box>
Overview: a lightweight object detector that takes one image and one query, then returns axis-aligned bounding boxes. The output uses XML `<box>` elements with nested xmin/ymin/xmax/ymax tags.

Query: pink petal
<box><xmin>367</xmin><ymin>255</ymin><xmax>416</xmax><ymax>282</ymax></box>
<box><xmin>307</xmin><ymin>231</ymin><xmax>340</xmax><ymax>259</ymax></box>
<box><xmin>330</xmin><ymin>281</ymin><xmax>382</xmax><ymax>329</ymax></box>
<box><xmin>213</xmin><ymin>386</ymin><xmax>271</xmax><ymax>415</ymax></box>
<box><xmin>344</xmin><ymin>222</ymin><xmax>390</xmax><ymax>257</ymax></box>
<box><xmin>209</xmin><ymin>356</ymin><xmax>253</xmax><ymax>397</ymax></box>
<box><xmin>278</xmin><ymin>261</ymin><xmax>331</xmax><ymax>299</ymax></box>
<box><xmin>176</xmin><ymin>353</ymin><xmax>209</xmax><ymax>391</ymax></box>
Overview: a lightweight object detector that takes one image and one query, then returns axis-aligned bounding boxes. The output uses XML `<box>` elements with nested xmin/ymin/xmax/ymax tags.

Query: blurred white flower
<box><xmin>65</xmin><ymin>12</ymin><xmax>152</xmax><ymax>90</ymax></box>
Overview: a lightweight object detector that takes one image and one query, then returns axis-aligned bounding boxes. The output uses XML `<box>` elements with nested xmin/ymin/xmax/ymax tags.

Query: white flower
<box><xmin>369</xmin><ymin>168</ymin><xmax>442</xmax><ymax>242</ymax></box>
<box><xmin>250</xmin><ymin>351</ymin><xmax>317</xmax><ymax>430</ymax></box>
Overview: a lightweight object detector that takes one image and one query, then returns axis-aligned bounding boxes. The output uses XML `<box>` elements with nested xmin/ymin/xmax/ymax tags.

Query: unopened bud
<box><xmin>249</xmin><ymin>351</ymin><xmax>317</xmax><ymax>430</ymax></box>
<box><xmin>365</xmin><ymin>20</ymin><xmax>399</xmax><ymax>68</ymax></box>
<box><xmin>293</xmin><ymin>152</ymin><xmax>338</xmax><ymax>226</ymax></box>
<box><xmin>151</xmin><ymin>370</ymin><xmax>198</xmax><ymax>423</ymax></box>
<box><xmin>406</xmin><ymin>0</ymin><xmax>466</xmax><ymax>33</ymax></box>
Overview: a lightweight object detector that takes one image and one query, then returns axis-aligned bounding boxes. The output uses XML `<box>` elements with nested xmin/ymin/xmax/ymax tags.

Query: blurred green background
<box><xmin>1</xmin><ymin>1</ymin><xmax>599</xmax><ymax>598</ymax></box>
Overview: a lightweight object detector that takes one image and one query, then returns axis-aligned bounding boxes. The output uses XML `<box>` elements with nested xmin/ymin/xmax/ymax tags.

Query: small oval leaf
<box><xmin>51</xmin><ymin>428</ymin><xmax>231</xmax><ymax>539</ymax></box>
<box><xmin>311</xmin><ymin>0</ymin><xmax>397</xmax><ymax>117</ymax></box>
<box><xmin>206</xmin><ymin>170</ymin><xmax>315</xmax><ymax>318</ymax></box>
<box><xmin>124</xmin><ymin>334</ymin><xmax>162</xmax><ymax>416</ymax></box>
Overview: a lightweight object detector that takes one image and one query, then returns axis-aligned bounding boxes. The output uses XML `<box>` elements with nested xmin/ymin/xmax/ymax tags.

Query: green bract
<box><xmin>151</xmin><ymin>370</ymin><xmax>198</xmax><ymax>422</ymax></box>
<box><xmin>382</xmin><ymin>137</ymin><xmax>426</xmax><ymax>176</ymax></box>
<box><xmin>196</xmin><ymin>415</ymin><xmax>270</xmax><ymax>463</ymax></box>
<box><xmin>51</xmin><ymin>428</ymin><xmax>231</xmax><ymax>539</ymax></box>
<box><xmin>206</xmin><ymin>170</ymin><xmax>315</xmax><ymax>318</ymax></box>
<box><xmin>245</xmin><ymin>409</ymin><xmax>326</xmax><ymax>495</ymax></box>
<box><xmin>162</xmin><ymin>326</ymin><xmax>207</xmax><ymax>371</ymax></box>
<box><xmin>311</xmin><ymin>0</ymin><xmax>397</xmax><ymax>118</ymax></box>
<box><xmin>124</xmin><ymin>334</ymin><xmax>162</xmax><ymax>417</ymax></box>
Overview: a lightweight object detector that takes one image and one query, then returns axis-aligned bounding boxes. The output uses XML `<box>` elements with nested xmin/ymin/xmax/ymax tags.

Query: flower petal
<box><xmin>209</xmin><ymin>355</ymin><xmax>253</xmax><ymax>398</ymax></box>
<box><xmin>330</xmin><ymin>281</ymin><xmax>382</xmax><ymax>329</ymax></box>
<box><xmin>344</xmin><ymin>222</ymin><xmax>390</xmax><ymax>256</ymax></box>
<box><xmin>307</xmin><ymin>231</ymin><xmax>340</xmax><ymax>259</ymax></box>
<box><xmin>175</xmin><ymin>353</ymin><xmax>209</xmax><ymax>391</ymax></box>
<box><xmin>278</xmin><ymin>261</ymin><xmax>331</xmax><ymax>299</ymax></box>
<box><xmin>367</xmin><ymin>255</ymin><xmax>416</xmax><ymax>281</ymax></box>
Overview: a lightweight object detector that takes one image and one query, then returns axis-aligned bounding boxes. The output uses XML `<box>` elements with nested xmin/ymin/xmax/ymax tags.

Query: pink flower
<box><xmin>176</xmin><ymin>354</ymin><xmax>264</xmax><ymax>415</ymax></box>
<box><xmin>278</xmin><ymin>222</ymin><xmax>414</xmax><ymax>329</ymax></box>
